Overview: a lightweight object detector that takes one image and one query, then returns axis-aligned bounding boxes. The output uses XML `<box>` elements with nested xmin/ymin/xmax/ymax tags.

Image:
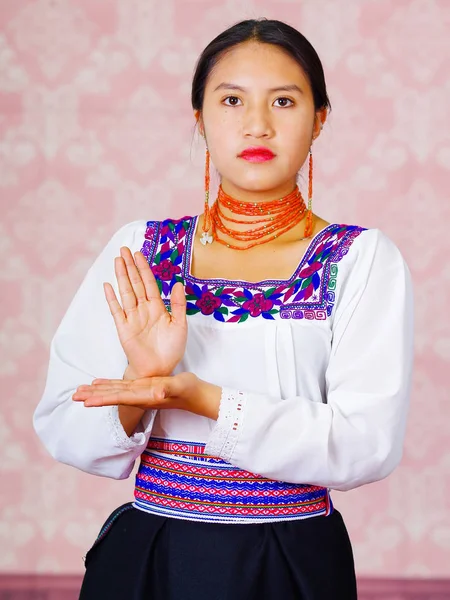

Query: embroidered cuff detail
<box><xmin>107</xmin><ymin>405</ymin><xmax>149</xmax><ymax>450</ymax></box>
<box><xmin>204</xmin><ymin>387</ymin><xmax>246</xmax><ymax>463</ymax></box>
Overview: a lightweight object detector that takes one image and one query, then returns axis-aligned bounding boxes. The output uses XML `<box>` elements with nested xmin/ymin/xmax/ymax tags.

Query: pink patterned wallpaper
<box><xmin>1</xmin><ymin>0</ymin><xmax>449</xmax><ymax>578</ymax></box>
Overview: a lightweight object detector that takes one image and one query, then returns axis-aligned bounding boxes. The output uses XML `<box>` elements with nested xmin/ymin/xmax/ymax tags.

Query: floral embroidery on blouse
<box><xmin>140</xmin><ymin>215</ymin><xmax>366</xmax><ymax>323</ymax></box>
<box><xmin>140</xmin><ymin>218</ymin><xmax>188</xmax><ymax>296</ymax></box>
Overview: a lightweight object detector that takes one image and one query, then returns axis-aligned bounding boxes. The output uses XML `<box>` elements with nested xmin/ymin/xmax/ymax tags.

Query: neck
<box><xmin>216</xmin><ymin>179</ymin><xmax>299</xmax><ymax>232</ymax></box>
<box><xmin>220</xmin><ymin>178</ymin><xmax>297</xmax><ymax>204</ymax></box>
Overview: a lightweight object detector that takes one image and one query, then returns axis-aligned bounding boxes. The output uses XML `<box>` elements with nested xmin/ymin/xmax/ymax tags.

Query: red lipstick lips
<box><xmin>239</xmin><ymin>147</ymin><xmax>275</xmax><ymax>163</ymax></box>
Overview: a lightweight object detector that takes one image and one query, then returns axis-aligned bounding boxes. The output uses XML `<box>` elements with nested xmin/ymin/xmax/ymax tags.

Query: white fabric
<box><xmin>33</xmin><ymin>219</ymin><xmax>414</xmax><ymax>491</ymax></box>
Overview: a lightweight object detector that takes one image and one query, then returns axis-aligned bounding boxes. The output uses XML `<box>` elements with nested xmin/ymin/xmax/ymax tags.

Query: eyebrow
<box><xmin>213</xmin><ymin>82</ymin><xmax>303</xmax><ymax>94</ymax></box>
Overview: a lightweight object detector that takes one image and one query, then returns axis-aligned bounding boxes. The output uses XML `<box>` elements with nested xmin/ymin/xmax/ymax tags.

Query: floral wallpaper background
<box><xmin>0</xmin><ymin>0</ymin><xmax>449</xmax><ymax>577</ymax></box>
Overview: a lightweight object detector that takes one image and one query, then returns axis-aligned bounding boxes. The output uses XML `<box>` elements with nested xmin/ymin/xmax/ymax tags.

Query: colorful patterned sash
<box><xmin>133</xmin><ymin>437</ymin><xmax>333</xmax><ymax>524</ymax></box>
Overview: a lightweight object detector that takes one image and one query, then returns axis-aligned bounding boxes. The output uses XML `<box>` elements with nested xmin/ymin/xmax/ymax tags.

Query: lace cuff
<box><xmin>106</xmin><ymin>405</ymin><xmax>150</xmax><ymax>450</ymax></box>
<box><xmin>204</xmin><ymin>387</ymin><xmax>246</xmax><ymax>462</ymax></box>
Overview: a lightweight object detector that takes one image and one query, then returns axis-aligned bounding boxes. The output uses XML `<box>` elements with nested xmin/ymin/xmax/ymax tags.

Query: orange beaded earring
<box><xmin>201</xmin><ymin>144</ymin><xmax>213</xmax><ymax>245</ymax></box>
<box><xmin>305</xmin><ymin>117</ymin><xmax>323</xmax><ymax>238</ymax></box>
<box><xmin>196</xmin><ymin>109</ymin><xmax>214</xmax><ymax>245</ymax></box>
<box><xmin>305</xmin><ymin>147</ymin><xmax>314</xmax><ymax>238</ymax></box>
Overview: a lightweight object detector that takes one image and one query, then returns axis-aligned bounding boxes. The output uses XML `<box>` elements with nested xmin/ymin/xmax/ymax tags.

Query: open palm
<box><xmin>103</xmin><ymin>246</ymin><xmax>187</xmax><ymax>379</ymax></box>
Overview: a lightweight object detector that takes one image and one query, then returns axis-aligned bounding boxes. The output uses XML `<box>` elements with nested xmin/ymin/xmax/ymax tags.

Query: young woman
<box><xmin>33</xmin><ymin>18</ymin><xmax>414</xmax><ymax>600</ymax></box>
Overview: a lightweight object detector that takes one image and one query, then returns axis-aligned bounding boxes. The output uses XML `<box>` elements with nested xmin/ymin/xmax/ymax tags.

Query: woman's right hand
<box><xmin>103</xmin><ymin>247</ymin><xmax>187</xmax><ymax>379</ymax></box>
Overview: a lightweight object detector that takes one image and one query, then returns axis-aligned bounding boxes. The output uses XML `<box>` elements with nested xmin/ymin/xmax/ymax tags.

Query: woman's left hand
<box><xmin>72</xmin><ymin>372</ymin><xmax>222</xmax><ymax>420</ymax></box>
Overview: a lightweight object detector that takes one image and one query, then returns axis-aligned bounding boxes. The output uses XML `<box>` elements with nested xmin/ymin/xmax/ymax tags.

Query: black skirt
<box><xmin>78</xmin><ymin>502</ymin><xmax>357</xmax><ymax>600</ymax></box>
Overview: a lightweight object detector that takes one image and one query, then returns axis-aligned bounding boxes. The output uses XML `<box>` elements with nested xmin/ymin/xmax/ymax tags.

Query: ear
<box><xmin>194</xmin><ymin>110</ymin><xmax>205</xmax><ymax>137</ymax></box>
<box><xmin>312</xmin><ymin>108</ymin><xmax>328</xmax><ymax>141</ymax></box>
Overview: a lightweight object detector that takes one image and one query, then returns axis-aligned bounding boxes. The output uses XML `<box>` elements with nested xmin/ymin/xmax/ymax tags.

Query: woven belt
<box><xmin>133</xmin><ymin>437</ymin><xmax>333</xmax><ymax>524</ymax></box>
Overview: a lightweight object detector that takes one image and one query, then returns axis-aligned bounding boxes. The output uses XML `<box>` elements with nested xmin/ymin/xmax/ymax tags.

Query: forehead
<box><xmin>205</xmin><ymin>41</ymin><xmax>311</xmax><ymax>91</ymax></box>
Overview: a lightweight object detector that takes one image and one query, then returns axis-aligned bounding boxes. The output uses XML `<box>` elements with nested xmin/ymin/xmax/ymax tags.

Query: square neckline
<box><xmin>184</xmin><ymin>214</ymin><xmax>339</xmax><ymax>288</ymax></box>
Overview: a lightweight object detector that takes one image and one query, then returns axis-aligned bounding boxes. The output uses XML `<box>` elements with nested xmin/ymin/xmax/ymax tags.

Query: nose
<box><xmin>243</xmin><ymin>104</ymin><xmax>275</xmax><ymax>139</ymax></box>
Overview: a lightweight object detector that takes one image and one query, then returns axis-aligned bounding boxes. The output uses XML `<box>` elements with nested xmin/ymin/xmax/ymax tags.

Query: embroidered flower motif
<box><xmin>185</xmin><ymin>283</ymin><xmax>229</xmax><ymax>321</ymax></box>
<box><xmin>195</xmin><ymin>291</ymin><xmax>222</xmax><ymax>315</ymax></box>
<box><xmin>298</xmin><ymin>261</ymin><xmax>322</xmax><ymax>279</ymax></box>
<box><xmin>152</xmin><ymin>259</ymin><xmax>181</xmax><ymax>281</ymax></box>
<box><xmin>242</xmin><ymin>293</ymin><xmax>274</xmax><ymax>317</ymax></box>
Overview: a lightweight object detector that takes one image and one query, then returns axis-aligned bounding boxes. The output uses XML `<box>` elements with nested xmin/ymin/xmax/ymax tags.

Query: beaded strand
<box><xmin>208</xmin><ymin>185</ymin><xmax>313</xmax><ymax>250</ymax></box>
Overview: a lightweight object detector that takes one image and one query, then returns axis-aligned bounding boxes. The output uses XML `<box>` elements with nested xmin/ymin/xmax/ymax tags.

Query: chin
<box><xmin>238</xmin><ymin>175</ymin><xmax>291</xmax><ymax>193</ymax></box>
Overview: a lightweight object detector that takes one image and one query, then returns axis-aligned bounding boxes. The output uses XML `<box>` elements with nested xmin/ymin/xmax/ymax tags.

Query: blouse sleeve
<box><xmin>33</xmin><ymin>220</ymin><xmax>157</xmax><ymax>480</ymax></box>
<box><xmin>204</xmin><ymin>228</ymin><xmax>414</xmax><ymax>492</ymax></box>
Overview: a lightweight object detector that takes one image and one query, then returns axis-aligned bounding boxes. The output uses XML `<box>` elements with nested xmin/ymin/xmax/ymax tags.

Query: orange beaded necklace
<box><xmin>201</xmin><ymin>184</ymin><xmax>314</xmax><ymax>250</ymax></box>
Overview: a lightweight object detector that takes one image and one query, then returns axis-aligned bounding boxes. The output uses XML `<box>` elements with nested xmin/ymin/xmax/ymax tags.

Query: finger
<box><xmin>134</xmin><ymin>251</ymin><xmax>163</xmax><ymax>301</ymax></box>
<box><xmin>115</xmin><ymin>255</ymin><xmax>137</xmax><ymax>312</ymax></box>
<box><xmin>74</xmin><ymin>378</ymin><xmax>156</xmax><ymax>398</ymax></box>
<box><xmin>77</xmin><ymin>382</ymin><xmax>127</xmax><ymax>391</ymax></box>
<box><xmin>92</xmin><ymin>378</ymin><xmax>126</xmax><ymax>385</ymax></box>
<box><xmin>170</xmin><ymin>281</ymin><xmax>187</xmax><ymax>324</ymax></box>
<box><xmin>82</xmin><ymin>386</ymin><xmax>165</xmax><ymax>407</ymax></box>
<box><xmin>103</xmin><ymin>282</ymin><xmax>126</xmax><ymax>328</ymax></box>
<box><xmin>120</xmin><ymin>247</ymin><xmax>147</xmax><ymax>305</ymax></box>
<box><xmin>73</xmin><ymin>385</ymin><xmax>124</xmax><ymax>400</ymax></box>
<box><xmin>83</xmin><ymin>391</ymin><xmax>124</xmax><ymax>406</ymax></box>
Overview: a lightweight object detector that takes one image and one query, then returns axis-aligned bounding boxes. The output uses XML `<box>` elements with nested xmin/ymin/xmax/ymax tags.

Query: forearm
<box><xmin>83</xmin><ymin>371</ymin><xmax>221</xmax><ymax>438</ymax></box>
<box><xmin>33</xmin><ymin>359</ymin><xmax>157</xmax><ymax>479</ymax></box>
<box><xmin>118</xmin><ymin>373</ymin><xmax>221</xmax><ymax>432</ymax></box>
<box><xmin>119</xmin><ymin>366</ymin><xmax>146</xmax><ymax>436</ymax></box>
<box><xmin>204</xmin><ymin>385</ymin><xmax>409</xmax><ymax>491</ymax></box>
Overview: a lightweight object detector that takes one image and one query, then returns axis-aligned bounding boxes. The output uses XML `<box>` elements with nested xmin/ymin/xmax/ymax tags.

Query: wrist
<box><xmin>118</xmin><ymin>404</ymin><xmax>145</xmax><ymax>436</ymax></box>
<box><xmin>123</xmin><ymin>365</ymin><xmax>137</xmax><ymax>381</ymax></box>
<box><xmin>169</xmin><ymin>373</ymin><xmax>220</xmax><ymax>419</ymax></box>
<box><xmin>121</xmin><ymin>367</ymin><xmax>145</xmax><ymax>425</ymax></box>
<box><xmin>124</xmin><ymin>364</ymin><xmax>173</xmax><ymax>381</ymax></box>
<box><xmin>195</xmin><ymin>378</ymin><xmax>222</xmax><ymax>420</ymax></box>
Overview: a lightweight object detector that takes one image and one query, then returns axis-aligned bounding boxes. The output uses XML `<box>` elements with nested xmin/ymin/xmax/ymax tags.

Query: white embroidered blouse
<box><xmin>33</xmin><ymin>215</ymin><xmax>414</xmax><ymax>495</ymax></box>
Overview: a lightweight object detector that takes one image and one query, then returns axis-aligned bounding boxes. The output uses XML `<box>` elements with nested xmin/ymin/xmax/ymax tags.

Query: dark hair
<box><xmin>191</xmin><ymin>18</ymin><xmax>331</xmax><ymax>114</ymax></box>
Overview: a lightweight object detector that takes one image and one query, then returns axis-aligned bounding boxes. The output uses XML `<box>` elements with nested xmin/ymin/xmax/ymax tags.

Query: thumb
<box><xmin>160</xmin><ymin>374</ymin><xmax>186</xmax><ymax>399</ymax></box>
<box><xmin>151</xmin><ymin>378</ymin><xmax>169</xmax><ymax>402</ymax></box>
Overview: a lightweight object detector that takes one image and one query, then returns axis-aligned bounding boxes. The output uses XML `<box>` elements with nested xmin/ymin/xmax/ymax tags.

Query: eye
<box><xmin>223</xmin><ymin>96</ymin><xmax>242</xmax><ymax>106</ymax></box>
<box><xmin>274</xmin><ymin>97</ymin><xmax>294</xmax><ymax>108</ymax></box>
